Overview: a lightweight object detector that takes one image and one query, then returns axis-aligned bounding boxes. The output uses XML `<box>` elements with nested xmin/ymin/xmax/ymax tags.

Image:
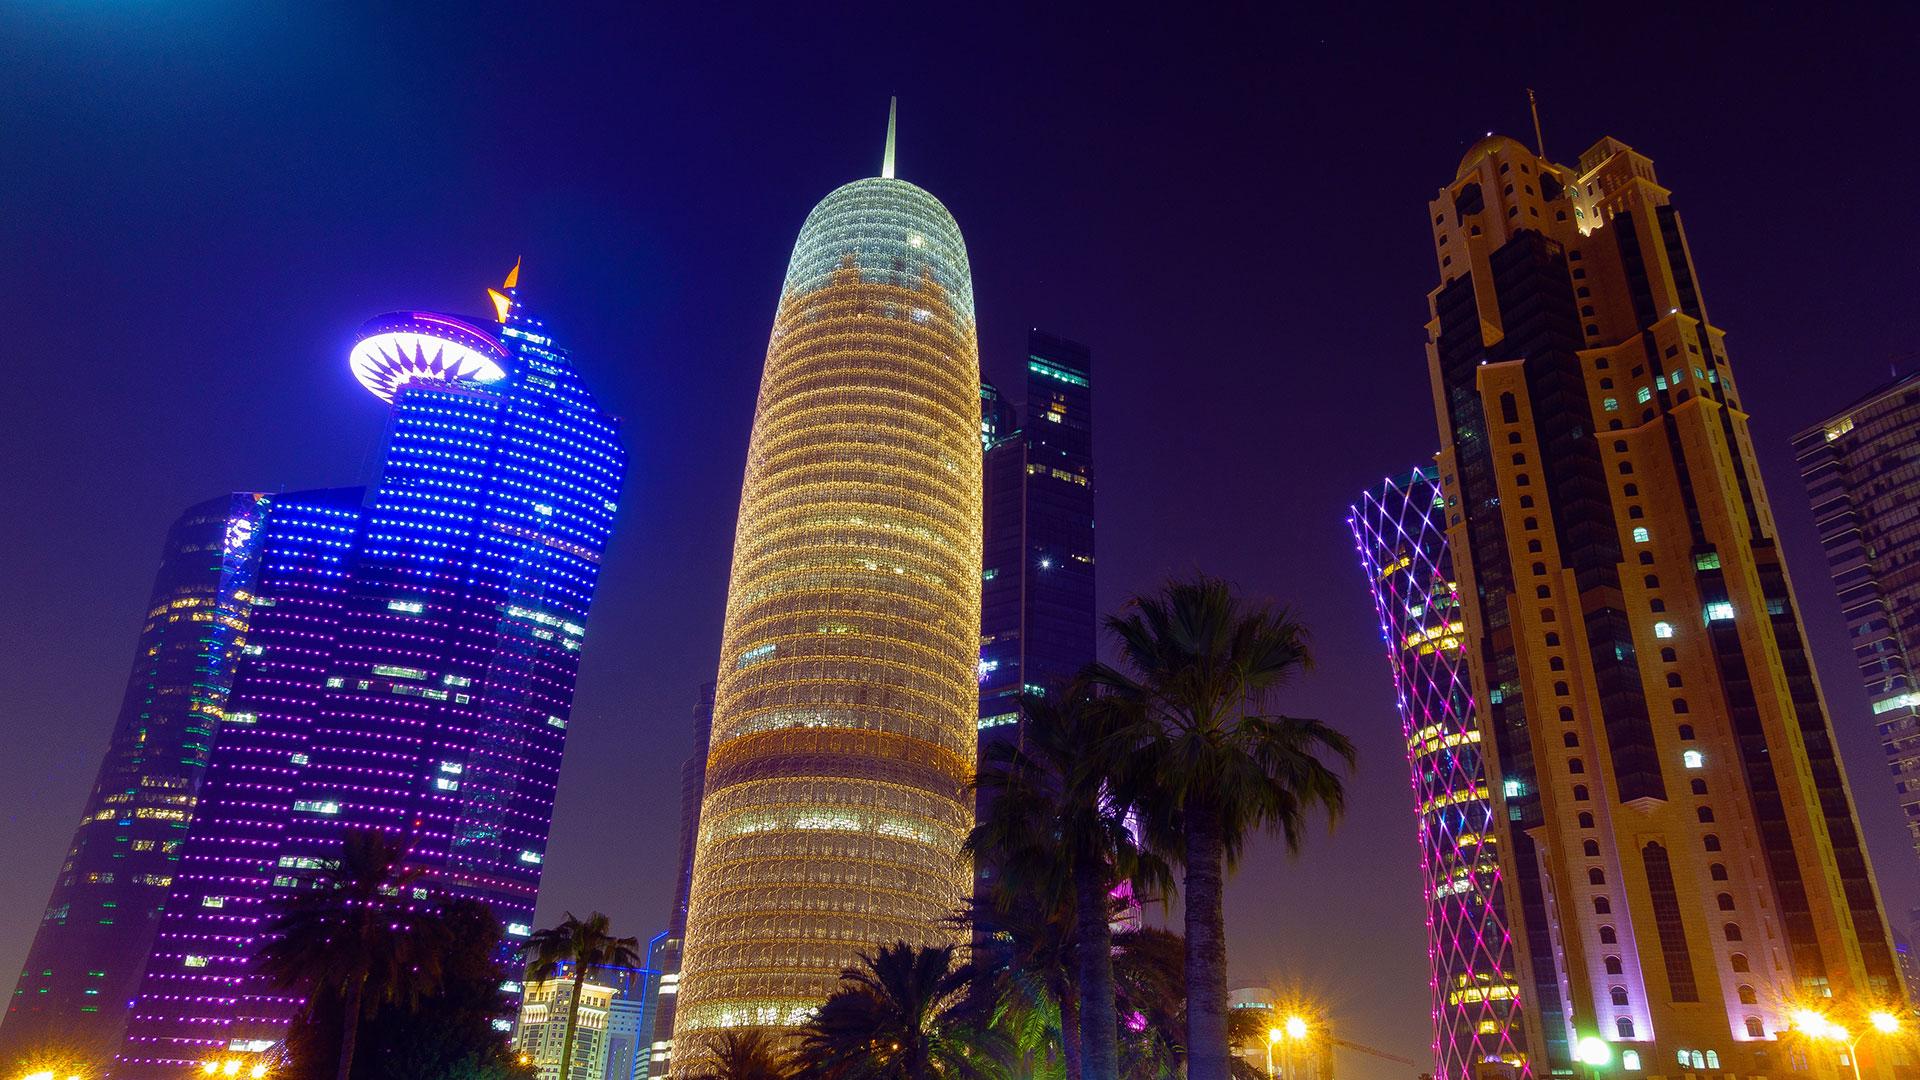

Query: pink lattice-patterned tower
<box><xmin>1352</xmin><ymin>467</ymin><xmax>1530</xmax><ymax>1080</ymax></box>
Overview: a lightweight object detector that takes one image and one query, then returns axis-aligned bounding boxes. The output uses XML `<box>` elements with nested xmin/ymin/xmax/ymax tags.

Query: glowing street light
<box><xmin>1869</xmin><ymin>1011</ymin><xmax>1901</xmax><ymax>1035</ymax></box>
<box><xmin>1576</xmin><ymin>1036</ymin><xmax>1613</xmax><ymax>1067</ymax></box>
<box><xmin>1285</xmin><ymin>1015</ymin><xmax>1309</xmax><ymax>1040</ymax></box>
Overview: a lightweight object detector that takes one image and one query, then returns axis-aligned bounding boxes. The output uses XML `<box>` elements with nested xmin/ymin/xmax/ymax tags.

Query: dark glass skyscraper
<box><xmin>116</xmin><ymin>271</ymin><xmax>627</xmax><ymax>1077</ymax></box>
<box><xmin>646</xmin><ymin>682</ymin><xmax>714</xmax><ymax>1079</ymax></box>
<box><xmin>978</xmin><ymin>330</ymin><xmax>1096</xmax><ymax>737</ymax></box>
<box><xmin>1795</xmin><ymin>373</ymin><xmax>1920</xmax><ymax>868</ymax></box>
<box><xmin>1351</xmin><ymin>467</ymin><xmax>1526</xmax><ymax>1080</ymax></box>
<box><xmin>1</xmin><ymin>495</ymin><xmax>269</xmax><ymax>1065</ymax></box>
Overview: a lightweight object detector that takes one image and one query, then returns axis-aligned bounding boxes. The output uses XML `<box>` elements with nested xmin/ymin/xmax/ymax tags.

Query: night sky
<box><xmin>4</xmin><ymin>5</ymin><xmax>1918</xmax><ymax>1074</ymax></box>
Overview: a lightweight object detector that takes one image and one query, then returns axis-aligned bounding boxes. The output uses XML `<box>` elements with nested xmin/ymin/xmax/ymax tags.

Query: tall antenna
<box><xmin>1527</xmin><ymin>88</ymin><xmax>1547</xmax><ymax>159</ymax></box>
<box><xmin>881</xmin><ymin>96</ymin><xmax>898</xmax><ymax>179</ymax></box>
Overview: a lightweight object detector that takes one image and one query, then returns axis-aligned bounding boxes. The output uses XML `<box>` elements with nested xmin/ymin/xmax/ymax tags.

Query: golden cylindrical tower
<box><xmin>671</xmin><ymin>125</ymin><xmax>982</xmax><ymax>1055</ymax></box>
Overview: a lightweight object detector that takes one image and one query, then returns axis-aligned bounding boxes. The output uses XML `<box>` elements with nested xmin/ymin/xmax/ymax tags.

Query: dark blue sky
<box><xmin>3</xmin><ymin>4</ymin><xmax>1917</xmax><ymax>1071</ymax></box>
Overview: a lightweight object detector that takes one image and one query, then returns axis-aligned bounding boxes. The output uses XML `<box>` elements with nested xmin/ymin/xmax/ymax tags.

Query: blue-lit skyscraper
<box><xmin>117</xmin><ymin>268</ymin><xmax>627</xmax><ymax>1076</ymax></box>
<box><xmin>0</xmin><ymin>495</ymin><xmax>269</xmax><ymax>1067</ymax></box>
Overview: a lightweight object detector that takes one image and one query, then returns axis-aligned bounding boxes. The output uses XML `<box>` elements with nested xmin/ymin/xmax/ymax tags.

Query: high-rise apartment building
<box><xmin>673</xmin><ymin>102</ymin><xmax>982</xmax><ymax>1054</ymax></box>
<box><xmin>1</xmin><ymin>495</ymin><xmax>269</xmax><ymax>1063</ymax></box>
<box><xmin>1424</xmin><ymin>133</ymin><xmax>1900</xmax><ymax>1076</ymax></box>
<box><xmin>116</xmin><ymin>270</ymin><xmax>626</xmax><ymax>1076</ymax></box>
<box><xmin>1351</xmin><ymin>466</ymin><xmax>1528</xmax><ymax>1080</ymax></box>
<box><xmin>647</xmin><ymin>683</ymin><xmax>714</xmax><ymax>1079</ymax></box>
<box><xmin>516</xmin><ymin>959</ymin><xmax>659</xmax><ymax>1080</ymax></box>
<box><xmin>978</xmin><ymin>330</ymin><xmax>1096</xmax><ymax>737</ymax></box>
<box><xmin>1794</xmin><ymin>373</ymin><xmax>1920</xmax><ymax>862</ymax></box>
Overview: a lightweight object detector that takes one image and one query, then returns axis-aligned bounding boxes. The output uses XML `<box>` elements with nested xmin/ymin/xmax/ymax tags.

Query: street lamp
<box><xmin>1792</xmin><ymin>1006</ymin><xmax>1900</xmax><ymax>1080</ymax></box>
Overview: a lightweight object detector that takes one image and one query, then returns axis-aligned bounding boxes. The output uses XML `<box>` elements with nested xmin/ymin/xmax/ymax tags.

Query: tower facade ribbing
<box><xmin>673</xmin><ymin>110</ymin><xmax>982</xmax><ymax>1052</ymax></box>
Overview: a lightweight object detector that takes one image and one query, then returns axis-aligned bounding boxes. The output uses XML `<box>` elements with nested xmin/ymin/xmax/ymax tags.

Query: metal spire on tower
<box><xmin>881</xmin><ymin>95</ymin><xmax>897</xmax><ymax>179</ymax></box>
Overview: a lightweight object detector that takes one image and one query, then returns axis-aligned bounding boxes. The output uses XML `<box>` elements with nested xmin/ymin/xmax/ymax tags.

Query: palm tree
<box><xmin>956</xmin><ymin>891</ymin><xmax>1074</xmax><ymax>1080</ymax></box>
<box><xmin>258</xmin><ymin>827</ymin><xmax>446</xmax><ymax>1080</ymax></box>
<box><xmin>968</xmin><ymin>682</ymin><xmax>1169</xmax><ymax>1080</ymax></box>
<box><xmin>1092</xmin><ymin>575</ymin><xmax>1355</xmax><ymax>1080</ymax></box>
<box><xmin>683</xmin><ymin>1030</ymin><xmax>793</xmax><ymax>1080</ymax></box>
<box><xmin>525</xmin><ymin>911</ymin><xmax>641</xmax><ymax>1080</ymax></box>
<box><xmin>794</xmin><ymin>942</ymin><xmax>1006</xmax><ymax>1080</ymax></box>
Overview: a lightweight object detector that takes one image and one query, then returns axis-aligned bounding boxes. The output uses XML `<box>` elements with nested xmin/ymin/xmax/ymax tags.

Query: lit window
<box><xmin>1683</xmin><ymin>749</ymin><xmax>1704</xmax><ymax>769</ymax></box>
<box><xmin>1694</xmin><ymin>552</ymin><xmax>1721</xmax><ymax>570</ymax></box>
<box><xmin>1637</xmin><ymin>387</ymin><xmax>1652</xmax><ymax>404</ymax></box>
<box><xmin>1603</xmin><ymin>397</ymin><xmax>1619</xmax><ymax>412</ymax></box>
<box><xmin>1503</xmin><ymin>778</ymin><xmax>1524</xmax><ymax>798</ymax></box>
<box><xmin>1633</xmin><ymin>527</ymin><xmax>1650</xmax><ymax>543</ymax></box>
<box><xmin>1654</xmin><ymin>622</ymin><xmax>1674</xmax><ymax>639</ymax></box>
<box><xmin>1705</xmin><ymin>602</ymin><xmax>1735</xmax><ymax>623</ymax></box>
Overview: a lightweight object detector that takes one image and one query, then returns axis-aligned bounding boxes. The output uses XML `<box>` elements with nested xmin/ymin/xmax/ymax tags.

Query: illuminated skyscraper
<box><xmin>673</xmin><ymin>101</ymin><xmax>981</xmax><ymax>1051</ymax></box>
<box><xmin>117</xmin><ymin>271</ymin><xmax>626</xmax><ymax>1076</ymax></box>
<box><xmin>0</xmin><ymin>495</ymin><xmax>268</xmax><ymax>1064</ymax></box>
<box><xmin>1350</xmin><ymin>467</ymin><xmax>1527</xmax><ymax>1080</ymax></box>
<box><xmin>1425</xmin><ymin>133</ymin><xmax>1901</xmax><ymax>1075</ymax></box>
<box><xmin>1794</xmin><ymin>373</ymin><xmax>1920</xmax><ymax>865</ymax></box>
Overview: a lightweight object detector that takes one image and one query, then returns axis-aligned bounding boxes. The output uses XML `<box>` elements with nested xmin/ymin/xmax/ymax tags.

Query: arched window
<box><xmin>1682</xmin><ymin>749</ymin><xmax>1704</xmax><ymax>769</ymax></box>
<box><xmin>1624</xmin><ymin>483</ymin><xmax>1639</xmax><ymax>496</ymax></box>
<box><xmin>1704</xmin><ymin>834</ymin><xmax>1720</xmax><ymax>851</ymax></box>
<box><xmin>1574</xmin><ymin>784</ymin><xmax>1590</xmax><ymax>801</ymax></box>
<box><xmin>1520</xmin><ymin>495</ymin><xmax>1535</xmax><ymax>508</ymax></box>
<box><xmin>1639</xmin><ymin>551</ymin><xmax>1655</xmax><ymax>565</ymax></box>
<box><xmin>1697</xmin><ymin>805</ymin><xmax>1715</xmax><ymax>823</ymax></box>
<box><xmin>1711</xmin><ymin>863</ymin><xmax>1728</xmax><ymax>881</ymax></box>
<box><xmin>1650</xmin><ymin>598</ymin><xmax>1667</xmax><ymax>612</ymax></box>
<box><xmin>1580</xmin><ymin>812</ymin><xmax>1596</xmax><ymax>829</ymax></box>
<box><xmin>1529</xmin><ymin>539</ymin><xmax>1543</xmax><ymax>553</ymax></box>
<box><xmin>1724</xmin><ymin>922</ymin><xmax>1742</xmax><ymax>941</ymax></box>
<box><xmin>1537</xmin><ymin>585</ymin><xmax>1552</xmax><ymax>599</ymax></box>
<box><xmin>1613</xmin><ymin>439</ymin><xmax>1628</xmax><ymax>452</ymax></box>
<box><xmin>1550</xmin><ymin>656</ymin><xmax>1566</xmax><ymax>671</ymax></box>
<box><xmin>1604</xmin><ymin>951</ymin><xmax>1622</xmax><ymax>971</ymax></box>
<box><xmin>1600</xmin><ymin>926</ymin><xmax>1618</xmax><ymax>944</ymax></box>
<box><xmin>1645</xmin><ymin>575</ymin><xmax>1661</xmax><ymax>588</ymax></box>
<box><xmin>1738</xmin><ymin>984</ymin><xmax>1757</xmax><ymax>1004</ymax></box>
<box><xmin>1545</xmin><ymin>632</ymin><xmax>1561</xmax><ymax>646</ymax></box>
<box><xmin>1706</xmin><ymin>1052</ymin><xmax>1719</xmax><ymax>1069</ymax></box>
<box><xmin>1595</xmin><ymin>896</ymin><xmax>1612</xmax><ymax>914</ymax></box>
<box><xmin>1678</xmin><ymin>724</ymin><xmax>1694</xmax><ymax>739</ymax></box>
<box><xmin>1691</xmin><ymin>779</ymin><xmax>1708</xmax><ymax>795</ymax></box>
<box><xmin>1624</xmin><ymin>1051</ymin><xmax>1643</xmax><ymax>1071</ymax></box>
<box><xmin>1611</xmin><ymin>986</ymin><xmax>1630</xmax><ymax>1006</ymax></box>
<box><xmin>1533</xmin><ymin>562</ymin><xmax>1547</xmax><ymax>575</ymax></box>
<box><xmin>1569</xmin><ymin>756</ymin><xmax>1584</xmax><ymax>773</ymax></box>
<box><xmin>1501</xmin><ymin>392</ymin><xmax>1519</xmax><ymax>424</ymax></box>
<box><xmin>1516</xmin><ymin>473</ymin><xmax>1531</xmax><ymax>487</ymax></box>
<box><xmin>1674</xmin><ymin>698</ymin><xmax>1690</xmax><ymax>714</ymax></box>
<box><xmin>1559</xmin><ymin>706</ymin><xmax>1575</xmax><ymax>722</ymax></box>
<box><xmin>1589</xmin><ymin>867</ymin><xmax>1606</xmax><ymax>885</ymax></box>
<box><xmin>1629</xmin><ymin>505</ymin><xmax>1645</xmax><ymax>519</ymax></box>
<box><xmin>1619</xmin><ymin>460</ymin><xmax>1635</xmax><ymax>475</ymax></box>
<box><xmin>1654</xmin><ymin>621</ymin><xmax>1674</xmax><ymax>638</ymax></box>
<box><xmin>1584</xmin><ymin>839</ymin><xmax>1601</xmax><ymax>857</ymax></box>
<box><xmin>1512</xmin><ymin>452</ymin><xmax>1527</xmax><ymax>465</ymax></box>
<box><xmin>1730</xmin><ymin>952</ymin><xmax>1748</xmax><ymax>972</ymax></box>
<box><xmin>1617</xmin><ymin>1017</ymin><xmax>1636</xmax><ymax>1039</ymax></box>
<box><xmin>1746</xmin><ymin>1017</ymin><xmax>1765</xmax><ymax>1038</ymax></box>
<box><xmin>1556</xmin><ymin>682</ymin><xmax>1571</xmax><ymax>697</ymax></box>
<box><xmin>1667</xmin><ymin>672</ymin><xmax>1683</xmax><ymax>687</ymax></box>
<box><xmin>1524</xmin><ymin>517</ymin><xmax>1539</xmax><ymax>530</ymax></box>
<box><xmin>1717</xmin><ymin>893</ymin><xmax>1736</xmax><ymax>911</ymax></box>
<box><xmin>1508</xmin><ymin>431</ymin><xmax>1522</xmax><ymax>444</ymax></box>
<box><xmin>1564</xmin><ymin>731</ymin><xmax>1580</xmax><ymax>747</ymax></box>
<box><xmin>1690</xmin><ymin>1051</ymin><xmax>1707</xmax><ymax>1069</ymax></box>
<box><xmin>1542</xmin><ymin>607</ymin><xmax>1555</xmax><ymax>621</ymax></box>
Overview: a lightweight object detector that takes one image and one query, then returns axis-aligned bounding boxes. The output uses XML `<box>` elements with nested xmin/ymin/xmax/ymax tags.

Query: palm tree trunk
<box><xmin>1073</xmin><ymin>852</ymin><xmax>1120</xmax><ymax>1080</ymax></box>
<box><xmin>1183</xmin><ymin>798</ymin><xmax>1230</xmax><ymax>1080</ymax></box>
<box><xmin>1060</xmin><ymin>984</ymin><xmax>1084</xmax><ymax>1080</ymax></box>
<box><xmin>559</xmin><ymin>964</ymin><xmax>586</xmax><ymax>1080</ymax></box>
<box><xmin>335</xmin><ymin>974</ymin><xmax>365</xmax><ymax>1080</ymax></box>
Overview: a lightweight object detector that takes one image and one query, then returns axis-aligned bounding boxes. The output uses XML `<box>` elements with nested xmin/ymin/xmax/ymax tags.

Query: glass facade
<box><xmin>0</xmin><ymin>495</ymin><xmax>269</xmax><ymax>1064</ymax></box>
<box><xmin>115</xmin><ymin>278</ymin><xmax>627</xmax><ymax>1076</ymax></box>
<box><xmin>674</xmin><ymin>161</ymin><xmax>983</xmax><ymax>1047</ymax></box>
<box><xmin>647</xmin><ymin>682</ymin><xmax>715</xmax><ymax>1078</ymax></box>
<box><xmin>978</xmin><ymin>330</ymin><xmax>1096</xmax><ymax>737</ymax></box>
<box><xmin>1350</xmin><ymin>468</ymin><xmax>1526</xmax><ymax>1080</ymax></box>
<box><xmin>1795</xmin><ymin>373</ymin><xmax>1920</xmax><ymax>870</ymax></box>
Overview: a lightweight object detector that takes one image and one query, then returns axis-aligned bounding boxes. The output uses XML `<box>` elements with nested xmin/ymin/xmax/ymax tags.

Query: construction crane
<box><xmin>1331</xmin><ymin>1037</ymin><xmax>1420</xmax><ymax>1070</ymax></box>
